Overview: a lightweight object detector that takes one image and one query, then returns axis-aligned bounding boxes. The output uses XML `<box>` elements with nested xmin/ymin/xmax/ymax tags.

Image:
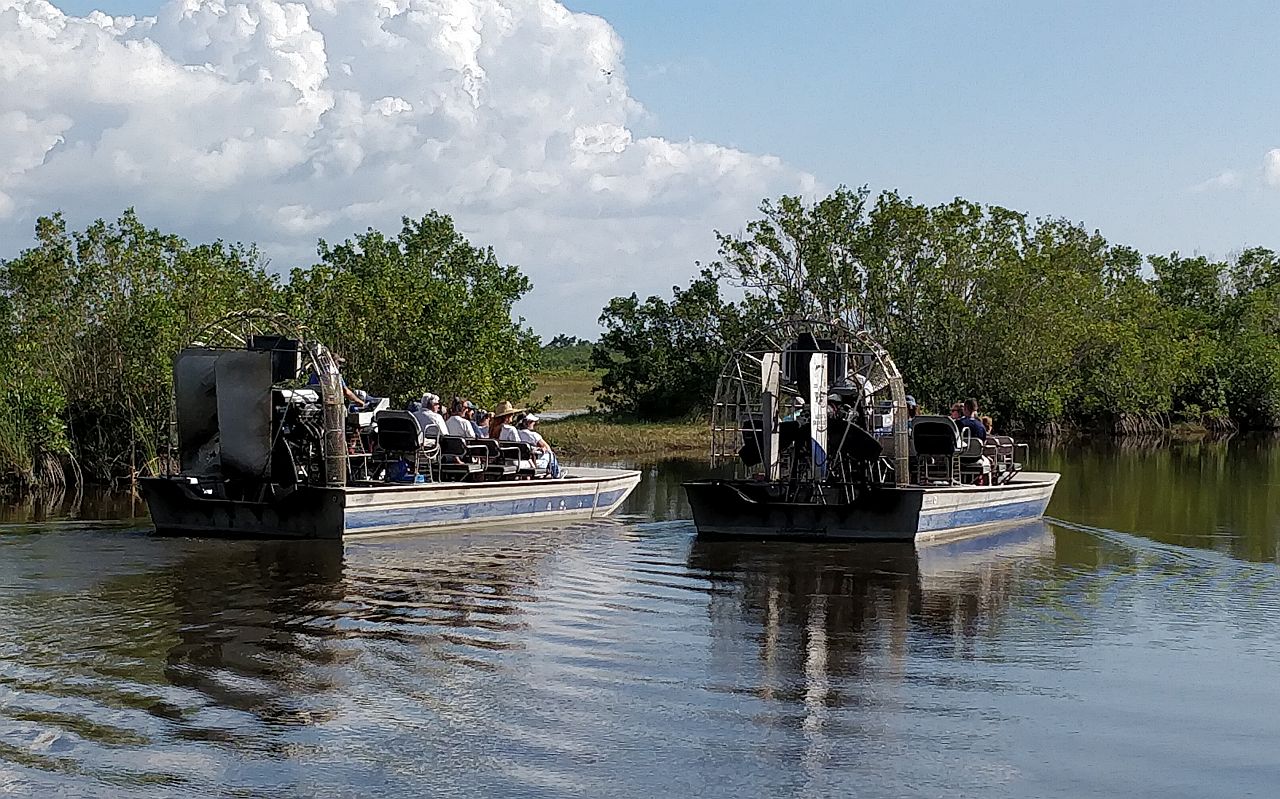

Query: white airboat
<box><xmin>682</xmin><ymin>320</ymin><xmax>1059</xmax><ymax>542</ymax></box>
<box><xmin>140</xmin><ymin>313</ymin><xmax>640</xmax><ymax>539</ymax></box>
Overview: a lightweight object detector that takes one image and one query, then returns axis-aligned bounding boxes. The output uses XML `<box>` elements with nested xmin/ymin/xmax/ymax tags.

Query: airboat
<box><xmin>139</xmin><ymin>312</ymin><xmax>640</xmax><ymax>539</ymax></box>
<box><xmin>682</xmin><ymin>319</ymin><xmax>1059</xmax><ymax>542</ymax></box>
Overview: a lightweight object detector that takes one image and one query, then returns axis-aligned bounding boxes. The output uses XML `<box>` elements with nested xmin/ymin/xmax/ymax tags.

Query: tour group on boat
<box><xmin>140</xmin><ymin>312</ymin><xmax>641</xmax><ymax>539</ymax></box>
<box><xmin>140</xmin><ymin>313</ymin><xmax>1057</xmax><ymax>542</ymax></box>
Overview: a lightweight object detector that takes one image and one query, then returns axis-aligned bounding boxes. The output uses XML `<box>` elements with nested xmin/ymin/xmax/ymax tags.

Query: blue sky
<box><xmin>26</xmin><ymin>0</ymin><xmax>1280</xmax><ymax>333</ymax></box>
<box><xmin>557</xmin><ymin>0</ymin><xmax>1280</xmax><ymax>259</ymax></box>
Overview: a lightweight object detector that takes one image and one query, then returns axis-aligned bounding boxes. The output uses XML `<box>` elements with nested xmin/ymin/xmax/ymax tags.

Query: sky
<box><xmin>6</xmin><ymin>0</ymin><xmax>1280</xmax><ymax>337</ymax></box>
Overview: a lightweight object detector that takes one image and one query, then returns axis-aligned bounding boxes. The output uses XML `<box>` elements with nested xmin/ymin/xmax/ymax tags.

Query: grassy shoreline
<box><xmin>540</xmin><ymin>414</ymin><xmax>708</xmax><ymax>458</ymax></box>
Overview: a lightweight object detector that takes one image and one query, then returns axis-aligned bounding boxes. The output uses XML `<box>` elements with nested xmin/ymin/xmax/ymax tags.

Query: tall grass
<box><xmin>524</xmin><ymin>369</ymin><xmax>599</xmax><ymax>412</ymax></box>
<box><xmin>541</xmin><ymin>413</ymin><xmax>708</xmax><ymax>458</ymax></box>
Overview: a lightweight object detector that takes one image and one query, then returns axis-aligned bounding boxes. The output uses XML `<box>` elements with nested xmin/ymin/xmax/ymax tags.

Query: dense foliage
<box><xmin>286</xmin><ymin>213</ymin><xmax>538</xmax><ymax>407</ymax></box>
<box><xmin>538</xmin><ymin>334</ymin><xmax>595</xmax><ymax>371</ymax></box>
<box><xmin>591</xmin><ymin>269</ymin><xmax>761</xmax><ymax>419</ymax></box>
<box><xmin>0</xmin><ymin>211</ymin><xmax>278</xmax><ymax>489</ymax></box>
<box><xmin>593</xmin><ymin>188</ymin><xmax>1280</xmax><ymax>430</ymax></box>
<box><xmin>1</xmin><ymin>210</ymin><xmax>537</xmax><ymax>490</ymax></box>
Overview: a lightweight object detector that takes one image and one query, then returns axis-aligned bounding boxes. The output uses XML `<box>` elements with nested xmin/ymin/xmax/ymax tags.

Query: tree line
<box><xmin>1</xmin><ymin>210</ymin><xmax>536</xmax><ymax>491</ymax></box>
<box><xmin>5</xmin><ymin>188</ymin><xmax>1276</xmax><ymax>490</ymax></box>
<box><xmin>591</xmin><ymin>187</ymin><xmax>1280</xmax><ymax>432</ymax></box>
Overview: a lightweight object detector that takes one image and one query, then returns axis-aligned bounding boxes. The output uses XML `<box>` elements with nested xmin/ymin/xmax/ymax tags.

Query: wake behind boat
<box><xmin>140</xmin><ymin>312</ymin><xmax>640</xmax><ymax>539</ymax></box>
<box><xmin>683</xmin><ymin>319</ymin><xmax>1058</xmax><ymax>542</ymax></box>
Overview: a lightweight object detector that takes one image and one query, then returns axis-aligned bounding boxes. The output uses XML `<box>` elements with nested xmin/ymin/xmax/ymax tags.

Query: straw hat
<box><xmin>492</xmin><ymin>400</ymin><xmax>524</xmax><ymax>419</ymax></box>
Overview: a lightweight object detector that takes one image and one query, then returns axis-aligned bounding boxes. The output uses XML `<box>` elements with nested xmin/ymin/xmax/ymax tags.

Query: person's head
<box><xmin>475</xmin><ymin>410</ymin><xmax>491</xmax><ymax>427</ymax></box>
<box><xmin>449</xmin><ymin>396</ymin><xmax>466</xmax><ymax>416</ymax></box>
<box><xmin>525</xmin><ymin>413</ymin><xmax>540</xmax><ymax>430</ymax></box>
<box><xmin>906</xmin><ymin>395</ymin><xmax>918</xmax><ymax>419</ymax></box>
<box><xmin>981</xmin><ymin>414</ymin><xmax>993</xmax><ymax>432</ymax></box>
<box><xmin>463</xmin><ymin>400</ymin><xmax>476</xmax><ymax>419</ymax></box>
<box><xmin>490</xmin><ymin>401</ymin><xmax>523</xmax><ymax>433</ymax></box>
<box><xmin>964</xmin><ymin>398</ymin><xmax>978</xmax><ymax>417</ymax></box>
<box><xmin>422</xmin><ymin>393</ymin><xmax>441</xmax><ymax>413</ymax></box>
<box><xmin>407</xmin><ymin>400</ymin><xmax>423</xmax><ymax>413</ymax></box>
<box><xmin>950</xmin><ymin>402</ymin><xmax>964</xmax><ymax>419</ymax></box>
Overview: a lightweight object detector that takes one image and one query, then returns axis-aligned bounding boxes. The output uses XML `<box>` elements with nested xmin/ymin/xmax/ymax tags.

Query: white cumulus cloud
<box><xmin>0</xmin><ymin>0</ymin><xmax>817</xmax><ymax>334</ymax></box>
<box><xmin>1190</xmin><ymin>169</ymin><xmax>1240</xmax><ymax>193</ymax></box>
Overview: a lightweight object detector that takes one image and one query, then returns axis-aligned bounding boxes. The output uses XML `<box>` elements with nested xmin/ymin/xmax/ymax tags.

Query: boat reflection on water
<box><xmin>161</xmin><ymin>540</ymin><xmax>350</xmax><ymax>738</ymax></box>
<box><xmin>159</xmin><ymin>530</ymin><xmax>557</xmax><ymax>745</ymax></box>
<box><xmin>686</xmin><ymin>522</ymin><xmax>1055</xmax><ymax>704</ymax></box>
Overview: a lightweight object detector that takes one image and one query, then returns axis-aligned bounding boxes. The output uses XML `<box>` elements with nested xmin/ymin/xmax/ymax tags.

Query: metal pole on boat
<box><xmin>761</xmin><ymin>352</ymin><xmax>781</xmax><ymax>481</ymax></box>
<box><xmin>808</xmin><ymin>353</ymin><xmax>828</xmax><ymax>482</ymax></box>
<box><xmin>315</xmin><ymin>345</ymin><xmax>348</xmax><ymax>488</ymax></box>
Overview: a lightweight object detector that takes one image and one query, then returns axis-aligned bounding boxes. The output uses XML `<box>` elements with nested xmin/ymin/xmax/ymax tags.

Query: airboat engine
<box><xmin>710</xmin><ymin>319</ymin><xmax>910</xmax><ymax>504</ymax></box>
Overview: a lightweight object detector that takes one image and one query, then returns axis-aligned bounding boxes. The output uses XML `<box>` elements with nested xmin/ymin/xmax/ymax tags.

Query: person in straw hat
<box><xmin>488</xmin><ymin>401</ymin><xmax>524</xmax><ymax>441</ymax></box>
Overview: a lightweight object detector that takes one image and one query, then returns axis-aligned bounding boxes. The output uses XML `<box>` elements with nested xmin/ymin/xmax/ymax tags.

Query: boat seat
<box><xmin>438</xmin><ymin>435</ymin><xmax>486</xmax><ymax>482</ymax></box>
<box><xmin>910</xmin><ymin>415</ymin><xmax>961</xmax><ymax>484</ymax></box>
<box><xmin>473</xmin><ymin>438</ymin><xmax>516</xmax><ymax>481</ymax></box>
<box><xmin>500</xmin><ymin>441</ymin><xmax>538</xmax><ymax>479</ymax></box>
<box><xmin>374</xmin><ymin>410</ymin><xmax>439</xmax><ymax>481</ymax></box>
<box><xmin>958</xmin><ymin>435</ymin><xmax>990</xmax><ymax>484</ymax></box>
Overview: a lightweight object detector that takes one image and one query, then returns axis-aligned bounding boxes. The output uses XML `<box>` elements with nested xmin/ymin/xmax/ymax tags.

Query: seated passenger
<box><xmin>782</xmin><ymin>396</ymin><xmax>806</xmax><ymax>423</ymax></box>
<box><xmin>415</xmin><ymin>393</ymin><xmax>448</xmax><ymax>435</ymax></box>
<box><xmin>308</xmin><ymin>355</ymin><xmax>367</xmax><ymax>409</ymax></box>
<box><xmin>958</xmin><ymin>397</ymin><xmax>988</xmax><ymax>440</ymax></box>
<box><xmin>949</xmin><ymin>402</ymin><xmax>964</xmax><ymax>421</ymax></box>
<box><xmin>445</xmin><ymin>396</ymin><xmax>477</xmax><ymax>438</ymax></box>
<box><xmin>517</xmin><ymin>413</ymin><xmax>561</xmax><ymax>477</ymax></box>
<box><xmin>981</xmin><ymin>415</ymin><xmax>994</xmax><ymax>436</ymax></box>
<box><xmin>474</xmin><ymin>410</ymin><xmax>491</xmax><ymax>437</ymax></box>
<box><xmin>488</xmin><ymin>401</ymin><xmax>522</xmax><ymax>441</ymax></box>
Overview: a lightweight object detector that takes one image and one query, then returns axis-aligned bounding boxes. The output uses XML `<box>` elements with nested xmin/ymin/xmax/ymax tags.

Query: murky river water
<box><xmin>2</xmin><ymin>439</ymin><xmax>1279</xmax><ymax>797</ymax></box>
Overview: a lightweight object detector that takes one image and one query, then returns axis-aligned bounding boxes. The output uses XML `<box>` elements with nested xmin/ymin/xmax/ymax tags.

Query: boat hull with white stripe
<box><xmin>141</xmin><ymin>467</ymin><xmax>641</xmax><ymax>539</ymax></box>
<box><xmin>683</xmin><ymin>472</ymin><xmax>1058</xmax><ymax>542</ymax></box>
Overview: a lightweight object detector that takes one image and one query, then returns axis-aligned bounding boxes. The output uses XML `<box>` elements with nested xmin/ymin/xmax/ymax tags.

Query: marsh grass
<box><xmin>525</xmin><ymin>369</ymin><xmax>599</xmax><ymax>412</ymax></box>
<box><xmin>541</xmin><ymin>413</ymin><xmax>708</xmax><ymax>458</ymax></box>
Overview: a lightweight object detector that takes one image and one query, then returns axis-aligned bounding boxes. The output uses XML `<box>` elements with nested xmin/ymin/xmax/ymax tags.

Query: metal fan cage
<box><xmin>173</xmin><ymin>310</ymin><xmax>349</xmax><ymax>487</ymax></box>
<box><xmin>709</xmin><ymin>318</ymin><xmax>909</xmax><ymax>488</ymax></box>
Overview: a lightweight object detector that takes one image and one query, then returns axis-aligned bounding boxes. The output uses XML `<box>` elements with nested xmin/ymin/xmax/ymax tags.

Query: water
<box><xmin>2</xmin><ymin>440</ymin><xmax>1280</xmax><ymax>797</ymax></box>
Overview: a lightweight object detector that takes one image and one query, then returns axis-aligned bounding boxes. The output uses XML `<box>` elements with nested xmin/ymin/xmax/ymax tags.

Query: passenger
<box><xmin>417</xmin><ymin>392</ymin><xmax>448</xmax><ymax>435</ymax></box>
<box><xmin>906</xmin><ymin>395</ymin><xmax>918</xmax><ymax>428</ymax></box>
<box><xmin>782</xmin><ymin>396</ymin><xmax>806</xmax><ymax>423</ymax></box>
<box><xmin>474</xmin><ymin>410</ymin><xmax>491</xmax><ymax>437</ymax></box>
<box><xmin>826</xmin><ymin>392</ymin><xmax>843</xmax><ymax>420</ymax></box>
<box><xmin>981</xmin><ymin>415</ymin><xmax>994</xmax><ymax>435</ymax></box>
<box><xmin>488</xmin><ymin>401</ymin><xmax>522</xmax><ymax>441</ymax></box>
<box><xmin>958</xmin><ymin>398</ymin><xmax>988</xmax><ymax>440</ymax></box>
<box><xmin>949</xmin><ymin>402</ymin><xmax>964</xmax><ymax>421</ymax></box>
<box><xmin>308</xmin><ymin>355</ymin><xmax>367</xmax><ymax>409</ymax></box>
<box><xmin>407</xmin><ymin>400</ymin><xmax>431</xmax><ymax>434</ymax></box>
<box><xmin>445</xmin><ymin>396</ymin><xmax>477</xmax><ymax>438</ymax></box>
<box><xmin>517</xmin><ymin>413</ymin><xmax>561</xmax><ymax>477</ymax></box>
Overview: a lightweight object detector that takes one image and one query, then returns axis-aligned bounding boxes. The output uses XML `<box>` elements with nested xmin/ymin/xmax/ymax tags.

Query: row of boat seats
<box><xmin>373</xmin><ymin>410</ymin><xmax>537</xmax><ymax>482</ymax></box>
<box><xmin>910</xmin><ymin>415</ymin><xmax>1023</xmax><ymax>485</ymax></box>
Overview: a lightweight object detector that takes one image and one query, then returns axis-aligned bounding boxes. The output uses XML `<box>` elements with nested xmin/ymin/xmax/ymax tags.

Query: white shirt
<box><xmin>518</xmin><ymin>429</ymin><xmax>549</xmax><ymax>451</ymax></box>
<box><xmin>413</xmin><ymin>409</ymin><xmax>447</xmax><ymax>435</ymax></box>
<box><xmin>445</xmin><ymin>415</ymin><xmax>475</xmax><ymax>438</ymax></box>
<box><xmin>497</xmin><ymin>424</ymin><xmax>519</xmax><ymax>442</ymax></box>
